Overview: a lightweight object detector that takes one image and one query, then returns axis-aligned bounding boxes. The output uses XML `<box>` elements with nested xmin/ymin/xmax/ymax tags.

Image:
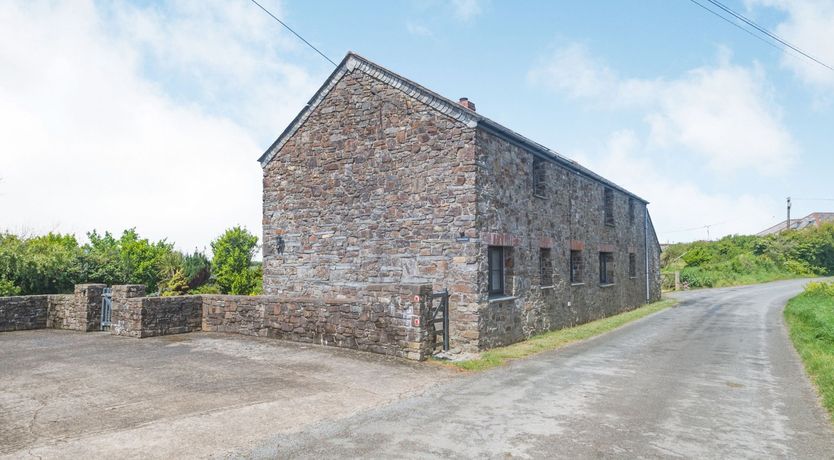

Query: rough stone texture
<box><xmin>0</xmin><ymin>287</ymin><xmax>105</xmax><ymax>333</ymax></box>
<box><xmin>111</xmin><ymin>284</ymin><xmax>147</xmax><ymax>336</ymax></box>
<box><xmin>45</xmin><ymin>294</ymin><xmax>75</xmax><ymax>329</ymax></box>
<box><xmin>0</xmin><ymin>295</ymin><xmax>48</xmax><ymax>331</ymax></box>
<box><xmin>111</xmin><ymin>295</ymin><xmax>202</xmax><ymax>338</ymax></box>
<box><xmin>102</xmin><ymin>283</ymin><xmax>432</xmax><ymax>360</ymax></box>
<box><xmin>261</xmin><ymin>68</ymin><xmax>479</xmax><ymax>350</ymax></box>
<box><xmin>203</xmin><ymin>284</ymin><xmax>431</xmax><ymax>360</ymax></box>
<box><xmin>73</xmin><ymin>284</ymin><xmax>106</xmax><ymax>332</ymax></box>
<box><xmin>474</xmin><ymin>130</ymin><xmax>662</xmax><ymax>348</ymax></box>
<box><xmin>261</xmin><ymin>60</ymin><xmax>662</xmax><ymax>353</ymax></box>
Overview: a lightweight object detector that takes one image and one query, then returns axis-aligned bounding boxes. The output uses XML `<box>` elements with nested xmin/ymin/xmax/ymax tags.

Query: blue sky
<box><xmin>1</xmin><ymin>0</ymin><xmax>833</xmax><ymax>250</ymax></box>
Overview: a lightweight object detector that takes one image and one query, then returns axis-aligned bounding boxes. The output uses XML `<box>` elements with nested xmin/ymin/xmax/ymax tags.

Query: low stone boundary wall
<box><xmin>1</xmin><ymin>283</ymin><xmax>436</xmax><ymax>360</ymax></box>
<box><xmin>202</xmin><ymin>284</ymin><xmax>431</xmax><ymax>360</ymax></box>
<box><xmin>0</xmin><ymin>295</ymin><xmax>49</xmax><ymax>331</ymax></box>
<box><xmin>0</xmin><ymin>284</ymin><xmax>105</xmax><ymax>332</ymax></box>
<box><xmin>112</xmin><ymin>296</ymin><xmax>202</xmax><ymax>338</ymax></box>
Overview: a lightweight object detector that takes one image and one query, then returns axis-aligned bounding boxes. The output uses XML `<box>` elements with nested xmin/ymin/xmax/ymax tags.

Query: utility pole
<box><xmin>786</xmin><ymin>196</ymin><xmax>792</xmax><ymax>232</ymax></box>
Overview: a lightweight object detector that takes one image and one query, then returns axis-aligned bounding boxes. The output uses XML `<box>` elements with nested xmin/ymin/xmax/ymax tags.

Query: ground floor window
<box><xmin>629</xmin><ymin>252</ymin><xmax>637</xmax><ymax>278</ymax></box>
<box><xmin>599</xmin><ymin>252</ymin><xmax>615</xmax><ymax>285</ymax></box>
<box><xmin>488</xmin><ymin>246</ymin><xmax>505</xmax><ymax>296</ymax></box>
<box><xmin>540</xmin><ymin>248</ymin><xmax>553</xmax><ymax>287</ymax></box>
<box><xmin>570</xmin><ymin>250</ymin><xmax>583</xmax><ymax>284</ymax></box>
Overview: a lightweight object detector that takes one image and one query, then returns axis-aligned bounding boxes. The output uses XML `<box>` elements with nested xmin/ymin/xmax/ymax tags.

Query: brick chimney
<box><xmin>458</xmin><ymin>97</ymin><xmax>476</xmax><ymax>112</ymax></box>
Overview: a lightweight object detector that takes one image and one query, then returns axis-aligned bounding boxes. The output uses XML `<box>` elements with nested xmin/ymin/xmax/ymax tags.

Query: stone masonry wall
<box><xmin>0</xmin><ymin>295</ymin><xmax>49</xmax><ymax>331</ymax></box>
<box><xmin>73</xmin><ymin>284</ymin><xmax>106</xmax><ymax>332</ymax></box>
<box><xmin>261</xmin><ymin>68</ymin><xmax>481</xmax><ymax>352</ymax></box>
<box><xmin>474</xmin><ymin>129</ymin><xmax>661</xmax><ymax>349</ymax></box>
<box><xmin>111</xmin><ymin>290</ymin><xmax>201</xmax><ymax>338</ymax></box>
<box><xmin>46</xmin><ymin>294</ymin><xmax>75</xmax><ymax>329</ymax></box>
<box><xmin>1</xmin><ymin>285</ymin><xmax>107</xmax><ymax>333</ymax></box>
<box><xmin>111</xmin><ymin>284</ymin><xmax>147</xmax><ymax>336</ymax></box>
<box><xmin>203</xmin><ymin>284</ymin><xmax>432</xmax><ymax>360</ymax></box>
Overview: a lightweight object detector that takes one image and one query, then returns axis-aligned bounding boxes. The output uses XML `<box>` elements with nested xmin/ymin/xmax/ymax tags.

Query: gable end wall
<box><xmin>261</xmin><ymin>68</ymin><xmax>482</xmax><ymax>349</ymax></box>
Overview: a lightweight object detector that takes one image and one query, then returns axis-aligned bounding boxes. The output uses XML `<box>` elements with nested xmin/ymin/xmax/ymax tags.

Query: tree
<box><xmin>160</xmin><ymin>269</ymin><xmax>189</xmax><ymax>296</ymax></box>
<box><xmin>80</xmin><ymin>229</ymin><xmax>179</xmax><ymax>293</ymax></box>
<box><xmin>0</xmin><ymin>232</ymin><xmax>83</xmax><ymax>295</ymax></box>
<box><xmin>211</xmin><ymin>227</ymin><xmax>260</xmax><ymax>295</ymax></box>
<box><xmin>183</xmin><ymin>249</ymin><xmax>211</xmax><ymax>289</ymax></box>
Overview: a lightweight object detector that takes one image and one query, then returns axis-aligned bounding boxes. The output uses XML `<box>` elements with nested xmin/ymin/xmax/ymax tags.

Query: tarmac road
<box><xmin>249</xmin><ymin>279</ymin><xmax>834</xmax><ymax>459</ymax></box>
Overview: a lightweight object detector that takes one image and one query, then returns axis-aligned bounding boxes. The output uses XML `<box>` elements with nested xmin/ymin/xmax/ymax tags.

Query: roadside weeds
<box><xmin>784</xmin><ymin>284</ymin><xmax>834</xmax><ymax>422</ymax></box>
<box><xmin>434</xmin><ymin>297</ymin><xmax>679</xmax><ymax>372</ymax></box>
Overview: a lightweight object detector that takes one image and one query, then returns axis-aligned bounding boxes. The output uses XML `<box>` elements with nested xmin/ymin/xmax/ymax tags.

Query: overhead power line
<box><xmin>249</xmin><ymin>0</ymin><xmax>338</xmax><ymax>67</ymax></box>
<box><xmin>687</xmin><ymin>0</ymin><xmax>834</xmax><ymax>73</ymax></box>
<box><xmin>687</xmin><ymin>0</ymin><xmax>786</xmax><ymax>55</ymax></box>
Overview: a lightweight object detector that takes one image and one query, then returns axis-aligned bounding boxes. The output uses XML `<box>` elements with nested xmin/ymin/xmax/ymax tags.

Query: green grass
<box><xmin>445</xmin><ymin>298</ymin><xmax>678</xmax><ymax>372</ymax></box>
<box><xmin>784</xmin><ymin>287</ymin><xmax>834</xmax><ymax>422</ymax></box>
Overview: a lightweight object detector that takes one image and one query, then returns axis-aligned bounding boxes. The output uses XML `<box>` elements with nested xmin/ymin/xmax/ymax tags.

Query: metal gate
<box><xmin>427</xmin><ymin>289</ymin><xmax>450</xmax><ymax>352</ymax></box>
<box><xmin>101</xmin><ymin>287</ymin><xmax>112</xmax><ymax>331</ymax></box>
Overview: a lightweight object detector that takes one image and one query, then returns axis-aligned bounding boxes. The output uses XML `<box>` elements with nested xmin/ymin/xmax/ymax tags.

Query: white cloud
<box><xmin>747</xmin><ymin>0</ymin><xmax>834</xmax><ymax>92</ymax></box>
<box><xmin>406</xmin><ymin>22</ymin><xmax>434</xmax><ymax>38</ymax></box>
<box><xmin>451</xmin><ymin>0</ymin><xmax>483</xmax><ymax>21</ymax></box>
<box><xmin>528</xmin><ymin>44</ymin><xmax>797</xmax><ymax>175</ymax></box>
<box><xmin>0</xmin><ymin>0</ymin><xmax>318</xmax><ymax>252</ymax></box>
<box><xmin>574</xmin><ymin>131</ymin><xmax>775</xmax><ymax>243</ymax></box>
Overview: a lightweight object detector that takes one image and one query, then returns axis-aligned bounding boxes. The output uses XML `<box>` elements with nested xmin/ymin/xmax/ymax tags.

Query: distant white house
<box><xmin>756</xmin><ymin>212</ymin><xmax>834</xmax><ymax>236</ymax></box>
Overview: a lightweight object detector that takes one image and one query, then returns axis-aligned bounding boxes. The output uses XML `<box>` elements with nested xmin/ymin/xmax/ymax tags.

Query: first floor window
<box><xmin>599</xmin><ymin>252</ymin><xmax>615</xmax><ymax>285</ymax></box>
<box><xmin>540</xmin><ymin>248</ymin><xmax>553</xmax><ymax>286</ymax></box>
<box><xmin>629</xmin><ymin>252</ymin><xmax>637</xmax><ymax>278</ymax></box>
<box><xmin>533</xmin><ymin>158</ymin><xmax>546</xmax><ymax>197</ymax></box>
<box><xmin>604</xmin><ymin>188</ymin><xmax>615</xmax><ymax>226</ymax></box>
<box><xmin>488</xmin><ymin>246</ymin><xmax>505</xmax><ymax>296</ymax></box>
<box><xmin>570</xmin><ymin>250</ymin><xmax>583</xmax><ymax>283</ymax></box>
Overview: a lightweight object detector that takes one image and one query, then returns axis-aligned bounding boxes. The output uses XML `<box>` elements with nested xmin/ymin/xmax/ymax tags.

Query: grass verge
<box><xmin>784</xmin><ymin>285</ymin><xmax>834</xmax><ymax>422</ymax></box>
<box><xmin>442</xmin><ymin>298</ymin><xmax>678</xmax><ymax>372</ymax></box>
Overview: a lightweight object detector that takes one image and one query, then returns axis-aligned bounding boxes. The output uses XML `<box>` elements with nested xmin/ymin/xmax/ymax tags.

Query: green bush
<box><xmin>211</xmin><ymin>227</ymin><xmax>262</xmax><ymax>295</ymax></box>
<box><xmin>661</xmin><ymin>224</ymin><xmax>834</xmax><ymax>289</ymax></box>
<box><xmin>804</xmin><ymin>281</ymin><xmax>834</xmax><ymax>298</ymax></box>
<box><xmin>0</xmin><ymin>278</ymin><xmax>20</xmax><ymax>296</ymax></box>
<box><xmin>0</xmin><ymin>228</ymin><xmax>218</xmax><ymax>295</ymax></box>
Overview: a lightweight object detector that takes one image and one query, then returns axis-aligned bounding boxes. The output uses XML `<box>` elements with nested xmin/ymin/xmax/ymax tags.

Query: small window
<box><xmin>488</xmin><ymin>246</ymin><xmax>505</xmax><ymax>296</ymax></box>
<box><xmin>604</xmin><ymin>188</ymin><xmax>615</xmax><ymax>226</ymax></box>
<box><xmin>628</xmin><ymin>197</ymin><xmax>635</xmax><ymax>224</ymax></box>
<box><xmin>599</xmin><ymin>252</ymin><xmax>615</xmax><ymax>285</ymax></box>
<box><xmin>532</xmin><ymin>158</ymin><xmax>546</xmax><ymax>197</ymax></box>
<box><xmin>629</xmin><ymin>252</ymin><xmax>637</xmax><ymax>278</ymax></box>
<box><xmin>539</xmin><ymin>248</ymin><xmax>553</xmax><ymax>287</ymax></box>
<box><xmin>570</xmin><ymin>250</ymin><xmax>583</xmax><ymax>284</ymax></box>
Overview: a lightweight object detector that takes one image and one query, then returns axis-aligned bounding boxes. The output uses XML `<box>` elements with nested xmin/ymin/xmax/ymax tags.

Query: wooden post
<box><xmin>674</xmin><ymin>271</ymin><xmax>681</xmax><ymax>291</ymax></box>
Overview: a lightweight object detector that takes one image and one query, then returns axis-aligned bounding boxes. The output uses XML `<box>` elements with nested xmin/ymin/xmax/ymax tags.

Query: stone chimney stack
<box><xmin>458</xmin><ymin>97</ymin><xmax>476</xmax><ymax>112</ymax></box>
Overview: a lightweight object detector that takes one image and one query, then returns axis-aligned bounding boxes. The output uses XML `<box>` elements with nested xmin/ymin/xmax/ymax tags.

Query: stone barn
<box><xmin>259</xmin><ymin>52</ymin><xmax>661</xmax><ymax>353</ymax></box>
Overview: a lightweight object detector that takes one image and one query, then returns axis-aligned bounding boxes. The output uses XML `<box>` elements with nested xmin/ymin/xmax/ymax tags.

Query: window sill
<box><xmin>629</xmin><ymin>276</ymin><xmax>638</xmax><ymax>279</ymax></box>
<box><xmin>488</xmin><ymin>295</ymin><xmax>517</xmax><ymax>303</ymax></box>
<box><xmin>599</xmin><ymin>283</ymin><xmax>616</xmax><ymax>288</ymax></box>
<box><xmin>540</xmin><ymin>285</ymin><xmax>555</xmax><ymax>290</ymax></box>
<box><xmin>533</xmin><ymin>194</ymin><xmax>547</xmax><ymax>200</ymax></box>
<box><xmin>570</xmin><ymin>282</ymin><xmax>585</xmax><ymax>287</ymax></box>
<box><xmin>604</xmin><ymin>223</ymin><xmax>615</xmax><ymax>228</ymax></box>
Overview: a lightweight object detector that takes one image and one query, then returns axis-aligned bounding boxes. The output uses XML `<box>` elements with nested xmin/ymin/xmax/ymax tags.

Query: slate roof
<box><xmin>259</xmin><ymin>52</ymin><xmax>649</xmax><ymax>204</ymax></box>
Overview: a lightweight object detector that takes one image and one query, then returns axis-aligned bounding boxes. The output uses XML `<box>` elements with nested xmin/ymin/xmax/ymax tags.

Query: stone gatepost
<box><xmin>111</xmin><ymin>285</ymin><xmax>146</xmax><ymax>336</ymax></box>
<box><xmin>73</xmin><ymin>284</ymin><xmax>107</xmax><ymax>331</ymax></box>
